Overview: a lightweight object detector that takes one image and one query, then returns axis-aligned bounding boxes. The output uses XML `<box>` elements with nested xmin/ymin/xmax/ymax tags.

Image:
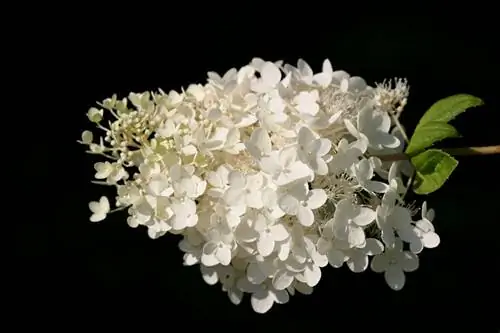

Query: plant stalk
<box><xmin>377</xmin><ymin>145</ymin><xmax>500</xmax><ymax>162</ymax></box>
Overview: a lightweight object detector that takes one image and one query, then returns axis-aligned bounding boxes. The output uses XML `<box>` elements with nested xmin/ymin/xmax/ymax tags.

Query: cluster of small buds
<box><xmin>80</xmin><ymin>58</ymin><xmax>439</xmax><ymax>314</ymax></box>
<box><xmin>374</xmin><ymin>78</ymin><xmax>409</xmax><ymax>117</ymax></box>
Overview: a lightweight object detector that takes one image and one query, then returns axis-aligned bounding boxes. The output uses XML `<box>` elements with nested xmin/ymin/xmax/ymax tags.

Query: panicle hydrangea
<box><xmin>79</xmin><ymin>58</ymin><xmax>439</xmax><ymax>313</ymax></box>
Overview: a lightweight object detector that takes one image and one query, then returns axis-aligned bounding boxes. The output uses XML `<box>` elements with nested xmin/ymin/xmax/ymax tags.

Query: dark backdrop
<box><xmin>19</xmin><ymin>9</ymin><xmax>499</xmax><ymax>330</ymax></box>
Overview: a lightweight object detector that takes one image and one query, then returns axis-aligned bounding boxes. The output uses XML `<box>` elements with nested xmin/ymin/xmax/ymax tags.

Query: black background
<box><xmin>19</xmin><ymin>8</ymin><xmax>499</xmax><ymax>330</ymax></box>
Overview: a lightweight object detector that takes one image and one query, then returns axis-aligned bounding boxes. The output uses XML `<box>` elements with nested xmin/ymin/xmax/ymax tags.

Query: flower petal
<box><xmin>297</xmin><ymin>206</ymin><xmax>314</xmax><ymax>227</ymax></box>
<box><xmin>227</xmin><ymin>289</ymin><xmax>243</xmax><ymax>305</ymax></box>
<box><xmin>409</xmin><ymin>239</ymin><xmax>424</xmax><ymax>254</ymax></box>
<box><xmin>400</xmin><ymin>251</ymin><xmax>419</xmax><ymax>272</ymax></box>
<box><xmin>306</xmin><ymin>189</ymin><xmax>327</xmax><ymax>209</ymax></box>
<box><xmin>278</xmin><ymin>195</ymin><xmax>299</xmax><ymax>215</ymax></box>
<box><xmin>423</xmin><ymin>232</ymin><xmax>440</xmax><ymax>248</ymax></box>
<box><xmin>294</xmin><ymin>282</ymin><xmax>313</xmax><ymax>295</ymax></box>
<box><xmin>251</xmin><ymin>289</ymin><xmax>274</xmax><ymax>314</ymax></box>
<box><xmin>257</xmin><ymin>233</ymin><xmax>275</xmax><ymax>257</ymax></box>
<box><xmin>271</xmin><ymin>224</ymin><xmax>289</xmax><ymax>241</ymax></box>
<box><xmin>215</xmin><ymin>245</ymin><xmax>232</xmax><ymax>266</ymax></box>
<box><xmin>304</xmin><ymin>264</ymin><xmax>322</xmax><ymax>287</ymax></box>
<box><xmin>384</xmin><ymin>266</ymin><xmax>405</xmax><ymax>291</ymax></box>
<box><xmin>370</xmin><ymin>254</ymin><xmax>388</xmax><ymax>273</ymax></box>
<box><xmin>246</xmin><ymin>262</ymin><xmax>267</xmax><ymax>285</ymax></box>
<box><xmin>271</xmin><ymin>288</ymin><xmax>290</xmax><ymax>304</ymax></box>
<box><xmin>272</xmin><ymin>270</ymin><xmax>294</xmax><ymax>290</ymax></box>
<box><xmin>347</xmin><ymin>225</ymin><xmax>366</xmax><ymax>248</ymax></box>
<box><xmin>347</xmin><ymin>251</ymin><xmax>369</xmax><ymax>273</ymax></box>
<box><xmin>364</xmin><ymin>238</ymin><xmax>384</xmax><ymax>255</ymax></box>
<box><xmin>353</xmin><ymin>207</ymin><xmax>376</xmax><ymax>226</ymax></box>
<box><xmin>200</xmin><ymin>265</ymin><xmax>218</xmax><ymax>285</ymax></box>
<box><xmin>327</xmin><ymin>249</ymin><xmax>345</xmax><ymax>268</ymax></box>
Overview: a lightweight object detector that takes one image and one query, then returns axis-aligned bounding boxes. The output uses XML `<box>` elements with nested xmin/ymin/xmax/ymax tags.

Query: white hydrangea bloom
<box><xmin>370</xmin><ymin>239</ymin><xmax>419</xmax><ymax>290</ymax></box>
<box><xmin>80</xmin><ymin>58</ymin><xmax>440</xmax><ymax>313</ymax></box>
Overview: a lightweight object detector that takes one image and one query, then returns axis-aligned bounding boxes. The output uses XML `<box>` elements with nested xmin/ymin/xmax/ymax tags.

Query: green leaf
<box><xmin>406</xmin><ymin>121</ymin><xmax>460</xmax><ymax>155</ymax></box>
<box><xmin>416</xmin><ymin>94</ymin><xmax>483</xmax><ymax>128</ymax></box>
<box><xmin>411</xmin><ymin>149</ymin><xmax>458</xmax><ymax>195</ymax></box>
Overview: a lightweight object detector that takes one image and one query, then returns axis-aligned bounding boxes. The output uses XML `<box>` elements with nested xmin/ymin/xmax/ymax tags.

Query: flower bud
<box><xmin>87</xmin><ymin>107</ymin><xmax>104</xmax><ymax>123</ymax></box>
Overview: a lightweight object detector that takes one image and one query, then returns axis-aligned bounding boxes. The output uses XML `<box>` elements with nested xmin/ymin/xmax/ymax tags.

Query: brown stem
<box><xmin>377</xmin><ymin>145</ymin><xmax>500</xmax><ymax>162</ymax></box>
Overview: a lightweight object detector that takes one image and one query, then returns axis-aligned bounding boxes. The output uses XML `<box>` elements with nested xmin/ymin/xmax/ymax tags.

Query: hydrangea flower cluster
<box><xmin>80</xmin><ymin>58</ymin><xmax>440</xmax><ymax>313</ymax></box>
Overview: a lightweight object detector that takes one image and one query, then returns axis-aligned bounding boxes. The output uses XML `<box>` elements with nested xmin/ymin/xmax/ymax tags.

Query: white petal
<box><xmin>354</xmin><ymin>158</ymin><xmax>373</xmax><ymax>180</ymax></box>
<box><xmin>126</xmin><ymin>217</ymin><xmax>139</xmax><ymax>228</ymax></box>
<box><xmin>201</xmin><ymin>253</ymin><xmax>218</xmax><ymax>267</ymax></box>
<box><xmin>340</xmin><ymin>78</ymin><xmax>349</xmax><ymax>92</ymax></box>
<box><xmin>311</xmin><ymin>251</ymin><xmax>328</xmax><ymax>268</ymax></box>
<box><xmin>347</xmin><ymin>76</ymin><xmax>367</xmax><ymax>92</ymax></box>
<box><xmin>235</xmin><ymin>222</ymin><xmax>259</xmax><ymax>242</ymax></box>
<box><xmin>90</xmin><ymin>213</ymin><xmax>106</xmax><ymax>222</ymax></box>
<box><xmin>343</xmin><ymin>121</ymin><xmax>360</xmax><ymax>141</ymax></box>
<box><xmin>409</xmin><ymin>238</ymin><xmax>424</xmax><ymax>254</ymax></box>
<box><xmin>262</xmin><ymin>62</ymin><xmax>281</xmax><ymax>86</ymax></box>
<box><xmin>215</xmin><ymin>245</ymin><xmax>232</xmax><ymax>266</ymax></box>
<box><xmin>236</xmin><ymin>277</ymin><xmax>261</xmax><ymax>293</ymax></box>
<box><xmin>147</xmin><ymin>227</ymin><xmax>160</xmax><ymax>239</ymax></box>
<box><xmin>415</xmin><ymin>219</ymin><xmax>434</xmax><ymax>233</ymax></box>
<box><xmin>257</xmin><ymin>233</ymin><xmax>275</xmax><ymax>257</ymax></box>
<box><xmin>99</xmin><ymin>196</ymin><xmax>110</xmax><ymax>211</ymax></box>
<box><xmin>297</xmin><ymin>126</ymin><xmax>316</xmax><ymax>145</ymax></box>
<box><xmin>401</xmin><ymin>251</ymin><xmax>419</xmax><ymax>272</ymax></box>
<box><xmin>247</xmin><ymin>173</ymin><xmax>265</xmax><ymax>190</ymax></box>
<box><xmin>271</xmin><ymin>288</ymin><xmax>289</xmax><ymax>304</ymax></box>
<box><xmin>306</xmin><ymin>189</ymin><xmax>327</xmax><ymax>209</ymax></box>
<box><xmin>388</xmin><ymin>161</ymin><xmax>399</xmax><ymax>182</ymax></box>
<box><xmin>364</xmin><ymin>238</ymin><xmax>384</xmax><ymax>255</ymax></box>
<box><xmin>200</xmin><ymin>265</ymin><xmax>218</xmax><ymax>285</ymax></box>
<box><xmin>304</xmin><ymin>264</ymin><xmax>322</xmax><ymax>287</ymax></box>
<box><xmin>327</xmin><ymin>249</ymin><xmax>345</xmax><ymax>268</ymax></box>
<box><xmin>422</xmin><ymin>232</ymin><xmax>440</xmax><ymax>248</ymax></box>
<box><xmin>247</xmin><ymin>262</ymin><xmax>267</xmax><ymax>285</ymax></box>
<box><xmin>224</xmin><ymin>187</ymin><xmax>245</xmax><ymax>206</ymax></box>
<box><xmin>298</xmin><ymin>59</ymin><xmax>313</xmax><ymax>78</ymax></box>
<box><xmin>381</xmin><ymin>227</ymin><xmax>396</xmax><ymax>248</ymax></box>
<box><xmin>294</xmin><ymin>282</ymin><xmax>313</xmax><ymax>295</ymax></box>
<box><xmin>347</xmin><ymin>252</ymin><xmax>369</xmax><ymax>273</ymax></box>
<box><xmin>259</xmin><ymin>155</ymin><xmax>281</xmax><ymax>175</ymax></box>
<box><xmin>378</xmin><ymin>132</ymin><xmax>401</xmax><ymax>149</ymax></box>
<box><xmin>183</xmin><ymin>253</ymin><xmax>198</xmax><ymax>266</ymax></box>
<box><xmin>322</xmin><ymin>59</ymin><xmax>333</xmax><ymax>74</ymax></box>
<box><xmin>370</xmin><ymin>254</ymin><xmax>388</xmax><ymax>273</ymax></box>
<box><xmin>251</xmin><ymin>290</ymin><xmax>275</xmax><ymax>314</ymax></box>
<box><xmin>278</xmin><ymin>146</ymin><xmax>297</xmax><ymax>166</ymax></box>
<box><xmin>364</xmin><ymin>180</ymin><xmax>390</xmax><ymax>193</ymax></box>
<box><xmin>269</xmin><ymin>96</ymin><xmax>285</xmax><ymax>113</ymax></box>
<box><xmin>314</xmin><ymin>138</ymin><xmax>332</xmax><ymax>157</ymax></box>
<box><xmin>270</xmin><ymin>224</ymin><xmax>289</xmax><ymax>241</ymax></box>
<box><xmin>228</xmin><ymin>171</ymin><xmax>245</xmax><ymax>187</ymax></box>
<box><xmin>278</xmin><ymin>195</ymin><xmax>299</xmax><ymax>215</ymax></box>
<box><xmin>297</xmin><ymin>206</ymin><xmax>314</xmax><ymax>227</ymax></box>
<box><xmin>353</xmin><ymin>207</ymin><xmax>376</xmax><ymax>226</ymax></box>
<box><xmin>313</xmin><ymin>72</ymin><xmax>331</xmax><ymax>87</ymax></box>
<box><xmin>384</xmin><ymin>267</ymin><xmax>405</xmax><ymax>291</ymax></box>
<box><xmin>391</xmin><ymin>207</ymin><xmax>413</xmax><ymax>229</ymax></box>
<box><xmin>245</xmin><ymin>191</ymin><xmax>263</xmax><ymax>209</ymax></box>
<box><xmin>277</xmin><ymin>241</ymin><xmax>290</xmax><ymax>261</ymax></box>
<box><xmin>314</xmin><ymin>158</ymin><xmax>329</xmax><ymax>176</ymax></box>
<box><xmin>88</xmin><ymin>201</ymin><xmax>100</xmax><ymax>214</ymax></box>
<box><xmin>227</xmin><ymin>289</ymin><xmax>243</xmax><ymax>305</ymax></box>
<box><xmin>348</xmin><ymin>226</ymin><xmax>366</xmax><ymax>248</ymax></box>
<box><xmin>247</xmin><ymin>128</ymin><xmax>272</xmax><ymax>157</ymax></box>
<box><xmin>427</xmin><ymin>208</ymin><xmax>435</xmax><ymax>221</ymax></box>
<box><xmin>272</xmin><ymin>270</ymin><xmax>294</xmax><ymax>290</ymax></box>
<box><xmin>316</xmin><ymin>237</ymin><xmax>331</xmax><ymax>254</ymax></box>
